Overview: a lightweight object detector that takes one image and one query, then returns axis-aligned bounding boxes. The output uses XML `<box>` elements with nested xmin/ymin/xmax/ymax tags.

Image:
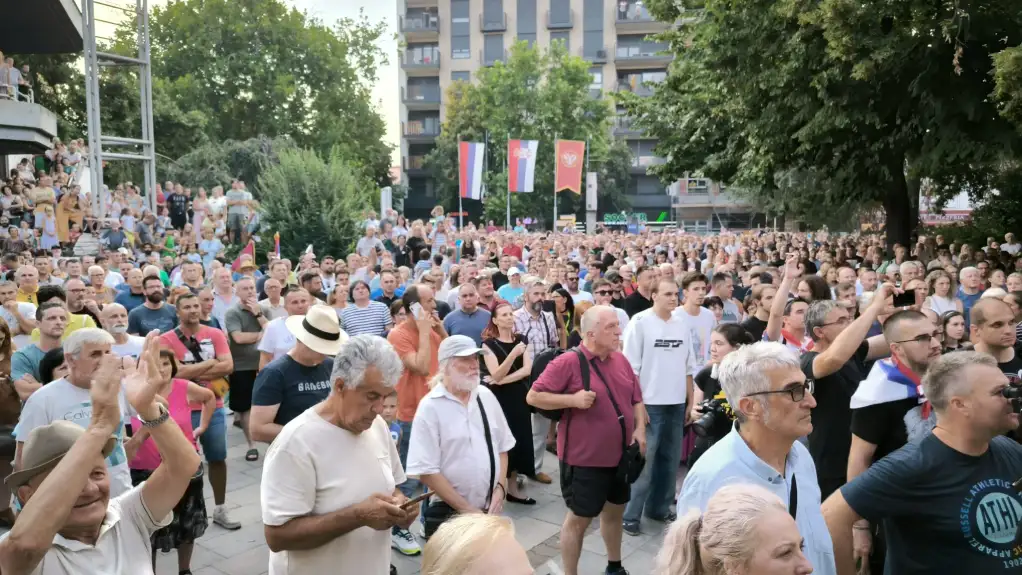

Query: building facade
<box><xmin>398</xmin><ymin>0</ymin><xmax>752</xmax><ymax>230</ymax></box>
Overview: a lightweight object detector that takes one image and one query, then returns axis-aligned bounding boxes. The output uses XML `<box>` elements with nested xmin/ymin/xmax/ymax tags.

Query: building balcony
<box><xmin>480</xmin><ymin>12</ymin><xmax>507</xmax><ymax>32</ymax></box>
<box><xmin>2</xmin><ymin>0</ymin><xmax>83</xmax><ymax>53</ymax></box>
<box><xmin>0</xmin><ymin>98</ymin><xmax>59</xmax><ymax>155</ymax></box>
<box><xmin>615</xmin><ymin>4</ymin><xmax>670</xmax><ymax>34</ymax></box>
<box><xmin>630</xmin><ymin>156</ymin><xmax>666</xmax><ymax>174</ymax></box>
<box><xmin>404</xmin><ymin>155</ymin><xmax>430</xmax><ymax>176</ymax></box>
<box><xmin>480</xmin><ymin>49</ymin><xmax>508</xmax><ymax>67</ymax></box>
<box><xmin>616</xmin><ymin>81</ymin><xmax>656</xmax><ymax>97</ymax></box>
<box><xmin>671</xmin><ymin>189</ymin><xmax>751</xmax><ymax>208</ymax></box>
<box><xmin>613</xmin><ymin>115</ymin><xmax>648</xmax><ymax>138</ymax></box>
<box><xmin>406</xmin><ymin>0</ymin><xmax>439</xmax><ymax>7</ymax></box>
<box><xmin>547</xmin><ymin>9</ymin><xmax>574</xmax><ymax>29</ymax></box>
<box><xmin>401</xmin><ymin>52</ymin><xmax>441</xmax><ymax>77</ymax></box>
<box><xmin>402</xmin><ymin>122</ymin><xmax>440</xmax><ymax>143</ymax></box>
<box><xmin>615</xmin><ymin>44</ymin><xmax>673</xmax><ymax>70</ymax></box>
<box><xmin>402</xmin><ymin>86</ymin><xmax>441</xmax><ymax>111</ymax></box>
<box><xmin>400</xmin><ymin>15</ymin><xmax>439</xmax><ymax>42</ymax></box>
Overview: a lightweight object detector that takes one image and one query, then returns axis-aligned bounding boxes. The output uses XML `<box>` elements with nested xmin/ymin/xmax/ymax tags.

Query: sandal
<box><xmin>245</xmin><ymin>448</ymin><xmax>259</xmax><ymax>462</ymax></box>
<box><xmin>506</xmin><ymin>493</ymin><xmax>537</xmax><ymax>505</ymax></box>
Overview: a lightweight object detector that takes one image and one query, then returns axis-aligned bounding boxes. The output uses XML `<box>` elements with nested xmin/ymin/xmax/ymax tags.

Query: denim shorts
<box><xmin>191</xmin><ymin>407</ymin><xmax>227</xmax><ymax>463</ymax></box>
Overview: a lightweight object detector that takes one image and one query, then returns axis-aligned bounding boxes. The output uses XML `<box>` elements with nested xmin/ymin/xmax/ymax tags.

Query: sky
<box><xmin>91</xmin><ymin>0</ymin><xmax>401</xmax><ymax>165</ymax></box>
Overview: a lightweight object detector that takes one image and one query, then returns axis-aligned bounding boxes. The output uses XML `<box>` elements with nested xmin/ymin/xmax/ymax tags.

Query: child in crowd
<box><xmin>382</xmin><ymin>393</ymin><xmax>400</xmax><ymax>446</ymax></box>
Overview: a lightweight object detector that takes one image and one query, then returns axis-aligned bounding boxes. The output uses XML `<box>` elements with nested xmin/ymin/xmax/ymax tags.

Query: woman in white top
<box><xmin>924</xmin><ymin>269</ymin><xmax>963</xmax><ymax>316</ymax></box>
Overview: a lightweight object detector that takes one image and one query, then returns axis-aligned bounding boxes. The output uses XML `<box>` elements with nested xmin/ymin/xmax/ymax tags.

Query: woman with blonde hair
<box><xmin>656</xmin><ymin>484</ymin><xmax>813</xmax><ymax>575</ymax></box>
<box><xmin>421</xmin><ymin>514</ymin><xmax>532</xmax><ymax>575</ymax></box>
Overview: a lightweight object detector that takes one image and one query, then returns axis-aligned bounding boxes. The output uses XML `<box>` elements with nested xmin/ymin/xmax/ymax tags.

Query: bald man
<box><xmin>15</xmin><ymin>265</ymin><xmax>38</xmax><ymax>304</ymax></box>
<box><xmin>101</xmin><ymin>302</ymin><xmax>145</xmax><ymax>358</ymax></box>
<box><xmin>970</xmin><ymin>297</ymin><xmax>1022</xmax><ymax>382</ymax></box>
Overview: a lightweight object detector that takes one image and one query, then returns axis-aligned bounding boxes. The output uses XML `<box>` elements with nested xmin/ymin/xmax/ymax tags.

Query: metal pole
<box><xmin>83</xmin><ymin>0</ymin><xmax>105</xmax><ymax>220</ymax></box>
<box><xmin>553</xmin><ymin>135</ymin><xmax>559</xmax><ymax>230</ymax></box>
<box><xmin>139</xmin><ymin>0</ymin><xmax>157</xmax><ymax>213</ymax></box>
<box><xmin>457</xmin><ymin>139</ymin><xmax>463</xmax><ymax>230</ymax></box>
<box><xmin>505</xmin><ymin>132</ymin><xmax>510</xmax><ymax>230</ymax></box>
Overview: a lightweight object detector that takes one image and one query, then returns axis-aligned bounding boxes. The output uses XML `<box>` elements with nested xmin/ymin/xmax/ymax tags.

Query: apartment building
<box><xmin>398</xmin><ymin>0</ymin><xmax>753</xmax><ymax>230</ymax></box>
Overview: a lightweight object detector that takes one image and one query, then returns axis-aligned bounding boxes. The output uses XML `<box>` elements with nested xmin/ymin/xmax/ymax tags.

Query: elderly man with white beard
<box><xmin>406</xmin><ymin>334</ymin><xmax>516</xmax><ymax>538</ymax></box>
<box><xmin>100</xmin><ymin>303</ymin><xmax>145</xmax><ymax>359</ymax></box>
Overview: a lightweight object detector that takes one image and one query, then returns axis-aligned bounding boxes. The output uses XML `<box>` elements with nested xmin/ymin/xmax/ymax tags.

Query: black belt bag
<box><xmin>588</xmin><ymin>360</ymin><xmax>645</xmax><ymax>484</ymax></box>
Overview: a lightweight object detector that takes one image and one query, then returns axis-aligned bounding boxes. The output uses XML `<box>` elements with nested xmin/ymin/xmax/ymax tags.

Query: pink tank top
<box><xmin>129</xmin><ymin>378</ymin><xmax>198</xmax><ymax>471</ymax></box>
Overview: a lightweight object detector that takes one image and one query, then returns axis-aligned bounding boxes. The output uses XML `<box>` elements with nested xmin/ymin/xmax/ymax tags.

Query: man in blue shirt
<box><xmin>113</xmin><ymin>268</ymin><xmax>145</xmax><ymax>313</ymax></box>
<box><xmin>678</xmin><ymin>341</ymin><xmax>837</xmax><ymax>575</ymax></box>
<box><xmin>442</xmin><ymin>282</ymin><xmax>491</xmax><ymax>346</ymax></box>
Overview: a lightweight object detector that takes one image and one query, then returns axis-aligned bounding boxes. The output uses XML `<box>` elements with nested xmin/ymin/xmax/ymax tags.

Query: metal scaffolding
<box><xmin>82</xmin><ymin>0</ymin><xmax>157</xmax><ymax>219</ymax></box>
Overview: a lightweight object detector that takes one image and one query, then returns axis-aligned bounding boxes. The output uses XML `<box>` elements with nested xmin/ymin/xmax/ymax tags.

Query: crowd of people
<box><xmin>0</xmin><ymin>180</ymin><xmax>1020</xmax><ymax>575</ymax></box>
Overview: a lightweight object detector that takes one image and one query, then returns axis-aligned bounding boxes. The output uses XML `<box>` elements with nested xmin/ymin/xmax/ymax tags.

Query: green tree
<box><xmin>257</xmin><ymin>147</ymin><xmax>373</xmax><ymax>259</ymax></box>
<box><xmin>157</xmin><ymin>136</ymin><xmax>296</xmax><ymax>197</ymax></box>
<box><xmin>9</xmin><ymin>54</ymin><xmax>87</xmax><ymax>141</ymax></box>
<box><xmin>426</xmin><ymin>41</ymin><xmax>627</xmax><ymax>228</ymax></box>
<box><xmin>630</xmin><ymin>0</ymin><xmax>1022</xmax><ymax>247</ymax></box>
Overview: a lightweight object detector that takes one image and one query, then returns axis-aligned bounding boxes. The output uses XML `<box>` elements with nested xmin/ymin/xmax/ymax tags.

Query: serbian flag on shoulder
<box><xmin>458</xmin><ymin>141</ymin><xmax>485</xmax><ymax>200</ymax></box>
<box><xmin>850</xmin><ymin>357</ymin><xmax>927</xmax><ymax>413</ymax></box>
<box><xmin>507</xmin><ymin>139</ymin><xmax>539</xmax><ymax>193</ymax></box>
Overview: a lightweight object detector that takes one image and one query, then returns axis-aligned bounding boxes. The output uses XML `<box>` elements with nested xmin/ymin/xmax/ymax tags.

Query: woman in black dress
<box><xmin>480</xmin><ymin>300</ymin><xmax>536</xmax><ymax>504</ymax></box>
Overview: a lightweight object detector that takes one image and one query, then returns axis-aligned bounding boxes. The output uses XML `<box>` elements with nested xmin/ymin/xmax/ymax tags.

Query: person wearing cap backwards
<box><xmin>260</xmin><ymin>334</ymin><xmax>417</xmax><ymax>575</ymax></box>
<box><xmin>0</xmin><ymin>332</ymin><xmax>201</xmax><ymax>575</ymax></box>
<box><xmin>406</xmin><ymin>335</ymin><xmax>516</xmax><ymax>538</ymax></box>
<box><xmin>251</xmin><ymin>304</ymin><xmax>347</xmax><ymax>443</ymax></box>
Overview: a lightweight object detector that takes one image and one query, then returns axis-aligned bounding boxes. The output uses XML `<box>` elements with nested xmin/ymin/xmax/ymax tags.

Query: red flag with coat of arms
<box><xmin>554</xmin><ymin>140</ymin><xmax>585</xmax><ymax>194</ymax></box>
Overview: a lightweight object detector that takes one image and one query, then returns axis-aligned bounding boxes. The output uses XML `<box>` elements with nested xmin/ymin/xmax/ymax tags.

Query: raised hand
<box><xmin>90</xmin><ymin>353</ymin><xmax>125</xmax><ymax>432</ymax></box>
<box><xmin>123</xmin><ymin>331</ymin><xmax>163</xmax><ymax>418</ymax></box>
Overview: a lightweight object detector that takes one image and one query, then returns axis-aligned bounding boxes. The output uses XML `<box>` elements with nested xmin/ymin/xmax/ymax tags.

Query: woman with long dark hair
<box><xmin>941</xmin><ymin>310</ymin><xmax>967</xmax><ymax>353</ymax></box>
<box><xmin>479</xmin><ymin>301</ymin><xmax>535</xmax><ymax>504</ymax></box>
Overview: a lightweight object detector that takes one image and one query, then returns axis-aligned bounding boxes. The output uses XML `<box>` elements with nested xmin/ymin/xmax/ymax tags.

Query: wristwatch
<box><xmin>138</xmin><ymin>403</ymin><xmax>170</xmax><ymax>428</ymax></box>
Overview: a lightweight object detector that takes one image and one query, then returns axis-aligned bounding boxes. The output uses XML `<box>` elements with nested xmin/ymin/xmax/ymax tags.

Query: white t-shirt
<box><xmin>1</xmin><ymin>301</ymin><xmax>37</xmax><ymax>350</ymax></box>
<box><xmin>258</xmin><ymin>317</ymin><xmax>295</xmax><ymax>362</ymax></box>
<box><xmin>672</xmin><ymin>306</ymin><xmax>718</xmax><ymax>372</ymax></box>
<box><xmin>623</xmin><ymin>308</ymin><xmax>698</xmax><ymax>405</ymax></box>
<box><xmin>569</xmin><ymin>290</ymin><xmax>594</xmax><ymax>305</ymax></box>
<box><xmin>16</xmin><ymin>378</ymin><xmax>135</xmax><ymax>496</ymax></box>
<box><xmin>262</xmin><ymin>410</ymin><xmax>405</xmax><ymax>575</ymax></box>
<box><xmin>104</xmin><ymin>271</ymin><xmax>125</xmax><ymax>290</ymax></box>
<box><xmin>111</xmin><ymin>335</ymin><xmax>145</xmax><ymax>359</ymax></box>
<box><xmin>0</xmin><ymin>485</ymin><xmax>170</xmax><ymax>575</ymax></box>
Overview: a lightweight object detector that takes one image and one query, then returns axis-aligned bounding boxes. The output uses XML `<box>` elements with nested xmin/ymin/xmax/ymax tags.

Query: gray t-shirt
<box><xmin>127</xmin><ymin>303</ymin><xmax>179</xmax><ymax>335</ymax></box>
<box><xmin>225</xmin><ymin>189</ymin><xmax>251</xmax><ymax>217</ymax></box>
<box><xmin>225</xmin><ymin>303</ymin><xmax>262</xmax><ymax>370</ymax></box>
<box><xmin>356</xmin><ymin>236</ymin><xmax>384</xmax><ymax>258</ymax></box>
<box><xmin>442</xmin><ymin>308</ymin><xmax>492</xmax><ymax>346</ymax></box>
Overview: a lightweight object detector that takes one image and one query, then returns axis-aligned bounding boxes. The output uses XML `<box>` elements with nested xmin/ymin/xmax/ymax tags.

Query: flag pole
<box><xmin>505</xmin><ymin>132</ymin><xmax>511</xmax><ymax>231</ymax></box>
<box><xmin>457</xmin><ymin>139</ymin><xmax>463</xmax><ymax>230</ymax></box>
<box><xmin>553</xmin><ymin>134</ymin><xmax>559</xmax><ymax>230</ymax></box>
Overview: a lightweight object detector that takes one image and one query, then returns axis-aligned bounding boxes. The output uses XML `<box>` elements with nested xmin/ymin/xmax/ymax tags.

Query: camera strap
<box><xmin>789</xmin><ymin>474</ymin><xmax>798</xmax><ymax>519</ymax></box>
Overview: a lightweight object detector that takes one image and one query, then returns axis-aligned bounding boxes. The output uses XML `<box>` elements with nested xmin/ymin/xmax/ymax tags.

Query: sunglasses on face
<box><xmin>595</xmin><ymin>290</ymin><xmax>613</xmax><ymax>296</ymax></box>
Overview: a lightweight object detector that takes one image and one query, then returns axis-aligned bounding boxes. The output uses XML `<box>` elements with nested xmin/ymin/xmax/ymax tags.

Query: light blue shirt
<box><xmin>678</xmin><ymin>427</ymin><xmax>837</xmax><ymax>575</ymax></box>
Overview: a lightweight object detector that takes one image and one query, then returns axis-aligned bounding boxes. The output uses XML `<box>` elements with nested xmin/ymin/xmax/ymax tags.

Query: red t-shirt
<box><xmin>502</xmin><ymin>244</ymin><xmax>523</xmax><ymax>260</ymax></box>
<box><xmin>532</xmin><ymin>345</ymin><xmax>642</xmax><ymax>468</ymax></box>
<box><xmin>160</xmin><ymin>326</ymin><xmax>231</xmax><ymax>408</ymax></box>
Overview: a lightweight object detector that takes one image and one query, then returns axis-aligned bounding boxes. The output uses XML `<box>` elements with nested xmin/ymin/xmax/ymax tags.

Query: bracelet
<box><xmin>494</xmin><ymin>483</ymin><xmax>506</xmax><ymax>496</ymax></box>
<box><xmin>853</xmin><ymin>525</ymin><xmax>871</xmax><ymax>531</ymax></box>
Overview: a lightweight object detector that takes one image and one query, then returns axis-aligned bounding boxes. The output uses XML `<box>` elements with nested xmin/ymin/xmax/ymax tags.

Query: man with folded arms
<box><xmin>0</xmin><ymin>333</ymin><xmax>201</xmax><ymax>574</ymax></box>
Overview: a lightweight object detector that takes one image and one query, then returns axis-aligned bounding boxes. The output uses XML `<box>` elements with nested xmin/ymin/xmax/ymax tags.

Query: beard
<box><xmin>108</xmin><ymin>325</ymin><xmax>128</xmax><ymax>335</ymax></box>
<box><xmin>146</xmin><ymin>291</ymin><xmax>163</xmax><ymax>304</ymax></box>
<box><xmin>448</xmin><ymin>373</ymin><xmax>480</xmax><ymax>393</ymax></box>
<box><xmin>529</xmin><ymin>300</ymin><xmax>543</xmax><ymax>313</ymax></box>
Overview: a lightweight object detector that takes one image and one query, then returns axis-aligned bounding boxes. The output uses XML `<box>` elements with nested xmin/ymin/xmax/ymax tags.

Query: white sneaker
<box><xmin>212</xmin><ymin>507</ymin><xmax>241</xmax><ymax>530</ymax></box>
<box><xmin>391</xmin><ymin>528</ymin><xmax>421</xmax><ymax>556</ymax></box>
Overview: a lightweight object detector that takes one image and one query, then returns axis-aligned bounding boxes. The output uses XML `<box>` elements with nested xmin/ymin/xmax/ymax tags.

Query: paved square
<box><xmin>151</xmin><ymin>424</ymin><xmax>672</xmax><ymax>575</ymax></box>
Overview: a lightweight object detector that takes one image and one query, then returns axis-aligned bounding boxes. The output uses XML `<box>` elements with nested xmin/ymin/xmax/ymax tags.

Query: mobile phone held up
<box><xmin>411</xmin><ymin>302</ymin><xmax>424</xmax><ymax>320</ymax></box>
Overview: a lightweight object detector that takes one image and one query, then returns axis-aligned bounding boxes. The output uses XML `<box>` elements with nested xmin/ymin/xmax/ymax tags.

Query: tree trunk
<box><xmin>883</xmin><ymin>167</ymin><xmax>917</xmax><ymax>253</ymax></box>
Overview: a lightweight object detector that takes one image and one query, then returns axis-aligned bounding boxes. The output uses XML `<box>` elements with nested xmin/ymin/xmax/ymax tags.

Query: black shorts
<box><xmin>559</xmin><ymin>460</ymin><xmax>630</xmax><ymax>518</ymax></box>
<box><xmin>228</xmin><ymin>370</ymin><xmax>257</xmax><ymax>413</ymax></box>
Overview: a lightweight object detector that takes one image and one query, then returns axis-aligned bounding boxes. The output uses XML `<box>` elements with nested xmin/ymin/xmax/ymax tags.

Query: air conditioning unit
<box><xmin>596</xmin><ymin>49</ymin><xmax>607</xmax><ymax>59</ymax></box>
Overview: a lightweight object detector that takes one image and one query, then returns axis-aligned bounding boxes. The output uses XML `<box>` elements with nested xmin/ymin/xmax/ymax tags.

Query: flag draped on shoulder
<box><xmin>507</xmin><ymin>139</ymin><xmax>538</xmax><ymax>193</ymax></box>
<box><xmin>458</xmin><ymin>141</ymin><xmax>486</xmax><ymax>200</ymax></box>
<box><xmin>849</xmin><ymin>357</ymin><xmax>928</xmax><ymax>416</ymax></box>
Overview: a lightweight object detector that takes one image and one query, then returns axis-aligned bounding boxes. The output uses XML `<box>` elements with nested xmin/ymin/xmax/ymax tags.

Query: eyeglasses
<box><xmin>595</xmin><ymin>290</ymin><xmax>612</xmax><ymax>296</ymax></box>
<box><xmin>820</xmin><ymin>316</ymin><xmax>851</xmax><ymax>328</ymax></box>
<box><xmin>894</xmin><ymin>331</ymin><xmax>940</xmax><ymax>344</ymax></box>
<box><xmin>746</xmin><ymin>379</ymin><xmax>815</xmax><ymax>402</ymax></box>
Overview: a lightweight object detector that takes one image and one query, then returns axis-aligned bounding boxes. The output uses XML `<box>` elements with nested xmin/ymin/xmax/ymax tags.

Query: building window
<box><xmin>583</xmin><ymin>0</ymin><xmax>604</xmax><ymax>58</ymax></box>
<box><xmin>452</xmin><ymin>71</ymin><xmax>471</xmax><ymax>83</ymax></box>
<box><xmin>484</xmin><ymin>35</ymin><xmax>505</xmax><ymax>64</ymax></box>
<box><xmin>550</xmin><ymin>31</ymin><xmax>570</xmax><ymax>52</ymax></box>
<box><xmin>589</xmin><ymin>67</ymin><xmax>603</xmax><ymax>91</ymax></box>
<box><xmin>451</xmin><ymin>0</ymin><xmax>470</xmax><ymax>59</ymax></box>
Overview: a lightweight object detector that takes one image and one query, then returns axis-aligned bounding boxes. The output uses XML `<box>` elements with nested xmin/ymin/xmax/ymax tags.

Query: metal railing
<box><xmin>403</xmin><ymin>121</ymin><xmax>441</xmax><ymax>137</ymax></box>
<box><xmin>616</xmin><ymin>81</ymin><xmax>656</xmax><ymax>96</ymax></box>
<box><xmin>401</xmin><ymin>15</ymin><xmax>439</xmax><ymax>33</ymax></box>
<box><xmin>616</xmin><ymin>3</ymin><xmax>655</xmax><ymax>22</ymax></box>
<box><xmin>615</xmin><ymin>43</ymin><xmax>671</xmax><ymax>60</ymax></box>
<box><xmin>402</xmin><ymin>51</ymin><xmax>441</xmax><ymax>67</ymax></box>
<box><xmin>0</xmin><ymin>84</ymin><xmax>35</xmax><ymax>104</ymax></box>
<box><xmin>405</xmin><ymin>155</ymin><xmax>429</xmax><ymax>170</ymax></box>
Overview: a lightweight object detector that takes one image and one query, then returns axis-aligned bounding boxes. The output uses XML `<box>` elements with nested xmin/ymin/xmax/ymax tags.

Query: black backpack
<box><xmin>531</xmin><ymin>348</ymin><xmax>590</xmax><ymax>421</ymax></box>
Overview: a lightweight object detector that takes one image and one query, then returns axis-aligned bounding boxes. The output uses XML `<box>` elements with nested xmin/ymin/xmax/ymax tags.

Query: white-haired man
<box><xmin>528</xmin><ymin>305</ymin><xmax>645</xmax><ymax>575</ymax></box>
<box><xmin>958</xmin><ymin>266</ymin><xmax>983</xmax><ymax>325</ymax></box>
<box><xmin>677</xmin><ymin>341</ymin><xmax>837</xmax><ymax>575</ymax></box>
<box><xmin>406</xmin><ymin>335</ymin><xmax>515</xmax><ymax>539</ymax></box>
<box><xmin>261</xmin><ymin>334</ymin><xmax>417</xmax><ymax>575</ymax></box>
<box><xmin>0</xmin><ymin>333</ymin><xmax>201</xmax><ymax>574</ymax></box>
<box><xmin>824</xmin><ymin>351</ymin><xmax>1022</xmax><ymax>575</ymax></box>
<box><xmin>100</xmin><ymin>303</ymin><xmax>145</xmax><ymax>358</ymax></box>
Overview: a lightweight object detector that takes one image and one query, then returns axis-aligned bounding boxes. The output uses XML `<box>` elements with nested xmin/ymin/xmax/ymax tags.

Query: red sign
<box><xmin>554</xmin><ymin>140</ymin><xmax>585</xmax><ymax>194</ymax></box>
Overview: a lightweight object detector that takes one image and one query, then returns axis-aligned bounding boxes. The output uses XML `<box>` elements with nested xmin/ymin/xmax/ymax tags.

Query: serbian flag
<box><xmin>458</xmin><ymin>141</ymin><xmax>485</xmax><ymax>200</ymax></box>
<box><xmin>850</xmin><ymin>357</ymin><xmax>927</xmax><ymax>413</ymax></box>
<box><xmin>232</xmin><ymin>240</ymin><xmax>255</xmax><ymax>272</ymax></box>
<box><xmin>554</xmin><ymin>140</ymin><xmax>585</xmax><ymax>194</ymax></box>
<box><xmin>507</xmin><ymin>139</ymin><xmax>539</xmax><ymax>193</ymax></box>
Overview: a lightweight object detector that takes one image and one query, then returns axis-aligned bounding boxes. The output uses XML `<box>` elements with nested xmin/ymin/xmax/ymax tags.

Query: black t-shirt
<box><xmin>376</xmin><ymin>293</ymin><xmax>399</xmax><ymax>308</ymax></box>
<box><xmin>392</xmin><ymin>246</ymin><xmax>412</xmax><ymax>269</ymax></box>
<box><xmin>167</xmin><ymin>193</ymin><xmax>189</xmax><ymax>218</ymax></box>
<box><xmin>802</xmin><ymin>341</ymin><xmax>869</xmax><ymax>490</ymax></box>
<box><xmin>694</xmin><ymin>365</ymin><xmax>721</xmax><ymax>398</ymax></box>
<box><xmin>851</xmin><ymin>397</ymin><xmax>919</xmax><ymax>463</ymax></box>
<box><xmin>252</xmin><ymin>355</ymin><xmax>334</xmax><ymax>426</ymax></box>
<box><xmin>998</xmin><ymin>350</ymin><xmax>1022</xmax><ymax>385</ymax></box>
<box><xmin>741</xmin><ymin>315</ymin><xmax>768</xmax><ymax>342</ymax></box>
<box><xmin>624</xmin><ymin>290</ymin><xmax>652</xmax><ymax>318</ymax></box>
<box><xmin>842</xmin><ymin>434</ymin><xmax>1022</xmax><ymax>575</ymax></box>
<box><xmin>492</xmin><ymin>271</ymin><xmax>509</xmax><ymax>291</ymax></box>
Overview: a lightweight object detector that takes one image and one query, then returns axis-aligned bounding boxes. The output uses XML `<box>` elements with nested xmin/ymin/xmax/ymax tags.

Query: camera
<box><xmin>1002</xmin><ymin>384</ymin><xmax>1022</xmax><ymax>413</ymax></box>
<box><xmin>692</xmin><ymin>392</ymin><xmax>735</xmax><ymax>442</ymax></box>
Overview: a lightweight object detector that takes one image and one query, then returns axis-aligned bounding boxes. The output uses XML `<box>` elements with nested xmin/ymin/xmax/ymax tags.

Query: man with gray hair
<box><xmin>100</xmin><ymin>302</ymin><xmax>145</xmax><ymax>358</ymax></box>
<box><xmin>824</xmin><ymin>351</ymin><xmax>1022</xmax><ymax>575</ymax></box>
<box><xmin>14</xmin><ymin>328</ymin><xmax>138</xmax><ymax>497</ymax></box>
<box><xmin>958</xmin><ymin>265</ymin><xmax>983</xmax><ymax>325</ymax></box>
<box><xmin>261</xmin><ymin>334</ymin><xmax>418</xmax><ymax>575</ymax></box>
<box><xmin>406</xmin><ymin>335</ymin><xmax>515</xmax><ymax>539</ymax></box>
<box><xmin>678</xmin><ymin>341</ymin><xmax>837</xmax><ymax>575</ymax></box>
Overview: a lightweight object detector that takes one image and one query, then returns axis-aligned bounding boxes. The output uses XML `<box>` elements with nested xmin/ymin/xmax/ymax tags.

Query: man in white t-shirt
<box><xmin>0</xmin><ymin>280</ymin><xmax>37</xmax><ymax>349</ymax></box>
<box><xmin>621</xmin><ymin>279</ymin><xmax>696</xmax><ymax>536</ymax></box>
<box><xmin>674</xmin><ymin>272</ymin><xmax>717</xmax><ymax>372</ymax></box>
<box><xmin>261</xmin><ymin>335</ymin><xmax>417</xmax><ymax>575</ymax></box>
<box><xmin>100</xmin><ymin>303</ymin><xmax>145</xmax><ymax>359</ymax></box>
<box><xmin>258</xmin><ymin>288</ymin><xmax>311</xmax><ymax>370</ymax></box>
